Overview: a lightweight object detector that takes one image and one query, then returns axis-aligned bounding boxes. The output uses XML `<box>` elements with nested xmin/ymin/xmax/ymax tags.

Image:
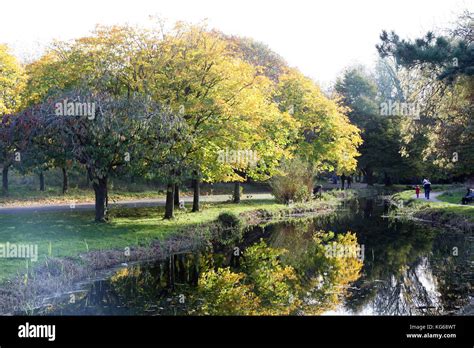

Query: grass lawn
<box><xmin>437</xmin><ymin>188</ymin><xmax>470</xmax><ymax>204</ymax></box>
<box><xmin>0</xmin><ymin>182</ymin><xmax>270</xmax><ymax>207</ymax></box>
<box><xmin>0</xmin><ymin>199</ymin><xmax>291</xmax><ymax>281</ymax></box>
<box><xmin>0</xmin><ymin>185</ymin><xmax>166</xmax><ymax>206</ymax></box>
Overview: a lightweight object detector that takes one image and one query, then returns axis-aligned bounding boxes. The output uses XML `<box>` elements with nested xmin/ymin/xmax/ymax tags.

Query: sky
<box><xmin>1</xmin><ymin>0</ymin><xmax>471</xmax><ymax>85</ymax></box>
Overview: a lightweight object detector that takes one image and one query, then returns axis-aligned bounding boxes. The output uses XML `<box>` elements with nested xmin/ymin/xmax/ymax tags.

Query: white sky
<box><xmin>1</xmin><ymin>0</ymin><xmax>471</xmax><ymax>85</ymax></box>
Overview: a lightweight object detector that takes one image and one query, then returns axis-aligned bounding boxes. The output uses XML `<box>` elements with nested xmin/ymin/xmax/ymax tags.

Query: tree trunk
<box><xmin>233</xmin><ymin>182</ymin><xmax>241</xmax><ymax>203</ymax></box>
<box><xmin>93</xmin><ymin>177</ymin><xmax>108</xmax><ymax>222</ymax></box>
<box><xmin>366</xmin><ymin>168</ymin><xmax>374</xmax><ymax>186</ymax></box>
<box><xmin>384</xmin><ymin>172</ymin><xmax>392</xmax><ymax>186</ymax></box>
<box><xmin>164</xmin><ymin>183</ymin><xmax>174</xmax><ymax>219</ymax></box>
<box><xmin>192</xmin><ymin>176</ymin><xmax>200</xmax><ymax>212</ymax></box>
<box><xmin>174</xmin><ymin>184</ymin><xmax>180</xmax><ymax>207</ymax></box>
<box><xmin>62</xmin><ymin>167</ymin><xmax>68</xmax><ymax>194</ymax></box>
<box><xmin>39</xmin><ymin>171</ymin><xmax>45</xmax><ymax>191</ymax></box>
<box><xmin>2</xmin><ymin>166</ymin><xmax>8</xmax><ymax>194</ymax></box>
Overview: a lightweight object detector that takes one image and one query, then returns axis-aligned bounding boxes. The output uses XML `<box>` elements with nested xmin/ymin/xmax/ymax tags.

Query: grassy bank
<box><xmin>0</xmin><ymin>176</ymin><xmax>271</xmax><ymax>207</ymax></box>
<box><xmin>0</xmin><ymin>192</ymin><xmax>346</xmax><ymax>314</ymax></box>
<box><xmin>0</xmin><ymin>200</ymin><xmax>274</xmax><ymax>281</ymax></box>
<box><xmin>0</xmin><ymin>192</ymin><xmax>347</xmax><ymax>282</ymax></box>
<box><xmin>437</xmin><ymin>187</ymin><xmax>470</xmax><ymax>205</ymax></box>
<box><xmin>391</xmin><ymin>189</ymin><xmax>474</xmax><ymax>231</ymax></box>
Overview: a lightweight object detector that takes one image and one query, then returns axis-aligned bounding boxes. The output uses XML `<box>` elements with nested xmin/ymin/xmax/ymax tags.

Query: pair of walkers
<box><xmin>415</xmin><ymin>179</ymin><xmax>431</xmax><ymax>199</ymax></box>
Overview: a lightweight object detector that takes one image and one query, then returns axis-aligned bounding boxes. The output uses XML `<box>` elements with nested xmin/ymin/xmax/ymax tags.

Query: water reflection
<box><xmin>35</xmin><ymin>197</ymin><xmax>472</xmax><ymax>316</ymax></box>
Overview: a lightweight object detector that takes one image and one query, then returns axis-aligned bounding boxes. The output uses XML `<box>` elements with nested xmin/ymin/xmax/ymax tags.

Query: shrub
<box><xmin>270</xmin><ymin>158</ymin><xmax>314</xmax><ymax>204</ymax></box>
<box><xmin>215</xmin><ymin>212</ymin><xmax>243</xmax><ymax>246</ymax></box>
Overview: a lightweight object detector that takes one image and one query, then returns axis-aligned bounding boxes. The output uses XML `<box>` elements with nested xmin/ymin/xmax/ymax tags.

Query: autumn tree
<box><xmin>275</xmin><ymin>69</ymin><xmax>362</xmax><ymax>179</ymax></box>
<box><xmin>30</xmin><ymin>85</ymin><xmax>152</xmax><ymax>222</ymax></box>
<box><xmin>137</xmin><ymin>23</ymin><xmax>294</xmax><ymax>212</ymax></box>
<box><xmin>0</xmin><ymin>44</ymin><xmax>25</xmax><ymax>193</ymax></box>
<box><xmin>376</xmin><ymin>11</ymin><xmax>474</xmax><ymax>180</ymax></box>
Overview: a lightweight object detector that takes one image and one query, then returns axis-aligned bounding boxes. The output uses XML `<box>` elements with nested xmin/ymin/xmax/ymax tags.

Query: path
<box><xmin>0</xmin><ymin>193</ymin><xmax>274</xmax><ymax>214</ymax></box>
<box><xmin>412</xmin><ymin>191</ymin><xmax>444</xmax><ymax>202</ymax></box>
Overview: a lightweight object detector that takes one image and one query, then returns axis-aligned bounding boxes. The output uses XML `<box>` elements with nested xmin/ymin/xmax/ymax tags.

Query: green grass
<box><xmin>437</xmin><ymin>188</ymin><xmax>469</xmax><ymax>205</ymax></box>
<box><xmin>0</xmin><ymin>182</ymin><xmax>270</xmax><ymax>206</ymax></box>
<box><xmin>0</xmin><ymin>185</ymin><xmax>166</xmax><ymax>206</ymax></box>
<box><xmin>385</xmin><ymin>184</ymin><xmax>454</xmax><ymax>192</ymax></box>
<box><xmin>0</xmin><ymin>199</ymin><xmax>292</xmax><ymax>281</ymax></box>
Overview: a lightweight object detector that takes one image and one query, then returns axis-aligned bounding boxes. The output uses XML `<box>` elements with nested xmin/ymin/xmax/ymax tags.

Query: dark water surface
<box><xmin>35</xmin><ymin>197</ymin><xmax>473</xmax><ymax>315</ymax></box>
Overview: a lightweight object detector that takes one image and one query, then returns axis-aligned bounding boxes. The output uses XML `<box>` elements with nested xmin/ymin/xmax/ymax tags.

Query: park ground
<box><xmin>0</xmin><ymin>183</ymin><xmax>345</xmax><ymax>282</ymax></box>
<box><xmin>0</xmin><ymin>180</ymin><xmax>472</xmax><ymax>315</ymax></box>
<box><xmin>390</xmin><ymin>185</ymin><xmax>474</xmax><ymax>230</ymax></box>
<box><xmin>1</xmin><ymin>181</ymin><xmax>472</xmax><ymax>283</ymax></box>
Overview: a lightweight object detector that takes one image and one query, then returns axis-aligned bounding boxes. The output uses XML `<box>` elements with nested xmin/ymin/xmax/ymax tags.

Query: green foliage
<box><xmin>376</xmin><ymin>11</ymin><xmax>474</xmax><ymax>180</ymax></box>
<box><xmin>335</xmin><ymin>64</ymin><xmax>421</xmax><ymax>184</ymax></box>
<box><xmin>215</xmin><ymin>211</ymin><xmax>243</xmax><ymax>246</ymax></box>
<box><xmin>197</xmin><ymin>240</ymin><xmax>300</xmax><ymax>315</ymax></box>
<box><xmin>275</xmin><ymin>69</ymin><xmax>362</xmax><ymax>175</ymax></box>
<box><xmin>376</xmin><ymin>14</ymin><xmax>473</xmax><ymax>83</ymax></box>
<box><xmin>270</xmin><ymin>157</ymin><xmax>314</xmax><ymax>203</ymax></box>
<box><xmin>197</xmin><ymin>267</ymin><xmax>260</xmax><ymax>315</ymax></box>
<box><xmin>197</xmin><ymin>230</ymin><xmax>363</xmax><ymax>315</ymax></box>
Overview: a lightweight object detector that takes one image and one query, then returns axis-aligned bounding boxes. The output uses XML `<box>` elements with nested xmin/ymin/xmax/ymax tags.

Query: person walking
<box><xmin>341</xmin><ymin>174</ymin><xmax>346</xmax><ymax>190</ymax></box>
<box><xmin>415</xmin><ymin>185</ymin><xmax>420</xmax><ymax>198</ymax></box>
<box><xmin>422</xmin><ymin>179</ymin><xmax>431</xmax><ymax>200</ymax></box>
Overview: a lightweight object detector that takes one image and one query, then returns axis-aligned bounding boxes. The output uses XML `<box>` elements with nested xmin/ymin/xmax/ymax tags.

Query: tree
<box><xmin>335</xmin><ymin>65</ymin><xmax>419</xmax><ymax>185</ymax></box>
<box><xmin>11</xmin><ymin>108</ymin><xmax>51</xmax><ymax>191</ymax></box>
<box><xmin>138</xmin><ymin>23</ymin><xmax>294</xmax><ymax>212</ymax></box>
<box><xmin>136</xmin><ymin>104</ymin><xmax>192</xmax><ymax>219</ymax></box>
<box><xmin>44</xmin><ymin>90</ymin><xmax>147</xmax><ymax>221</ymax></box>
<box><xmin>0</xmin><ymin>114</ymin><xmax>15</xmax><ymax>194</ymax></box>
<box><xmin>275</xmin><ymin>69</ymin><xmax>362</xmax><ymax>177</ymax></box>
<box><xmin>25</xmin><ymin>25</ymin><xmax>156</xmax><ymax>219</ymax></box>
<box><xmin>0</xmin><ymin>44</ymin><xmax>25</xmax><ymax>194</ymax></box>
<box><xmin>0</xmin><ymin>44</ymin><xmax>25</xmax><ymax>114</ymax></box>
<box><xmin>376</xmin><ymin>11</ymin><xmax>474</xmax><ymax>180</ymax></box>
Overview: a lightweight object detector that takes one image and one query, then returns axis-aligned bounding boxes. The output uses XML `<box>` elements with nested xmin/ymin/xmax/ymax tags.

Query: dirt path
<box><xmin>412</xmin><ymin>191</ymin><xmax>444</xmax><ymax>202</ymax></box>
<box><xmin>0</xmin><ymin>193</ymin><xmax>274</xmax><ymax>214</ymax></box>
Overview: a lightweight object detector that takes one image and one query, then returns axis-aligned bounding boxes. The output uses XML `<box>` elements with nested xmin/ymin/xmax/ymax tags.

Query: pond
<box><xmin>33</xmin><ymin>196</ymin><xmax>473</xmax><ymax>316</ymax></box>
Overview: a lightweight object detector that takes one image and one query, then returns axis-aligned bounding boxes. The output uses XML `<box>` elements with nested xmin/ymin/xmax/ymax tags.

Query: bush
<box><xmin>215</xmin><ymin>212</ymin><xmax>243</xmax><ymax>246</ymax></box>
<box><xmin>270</xmin><ymin>158</ymin><xmax>314</xmax><ymax>204</ymax></box>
